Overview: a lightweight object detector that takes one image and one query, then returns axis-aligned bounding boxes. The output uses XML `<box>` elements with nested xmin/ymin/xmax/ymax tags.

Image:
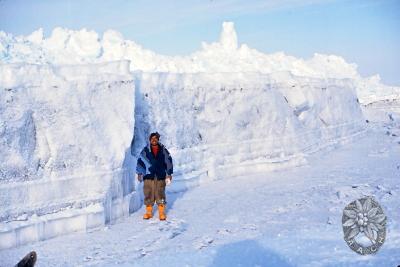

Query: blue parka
<box><xmin>136</xmin><ymin>143</ymin><xmax>173</xmax><ymax>180</ymax></box>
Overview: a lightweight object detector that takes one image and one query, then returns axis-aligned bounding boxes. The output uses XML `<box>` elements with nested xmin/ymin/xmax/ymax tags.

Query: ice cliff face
<box><xmin>133</xmin><ymin>72</ymin><xmax>366</xmax><ymax>185</ymax></box>
<box><xmin>0</xmin><ymin>63</ymin><xmax>367</xmax><ymax>249</ymax></box>
<box><xmin>0</xmin><ymin>61</ymin><xmax>134</xmax><ymax>182</ymax></box>
<box><xmin>0</xmin><ymin>61</ymin><xmax>139</xmax><ymax>249</ymax></box>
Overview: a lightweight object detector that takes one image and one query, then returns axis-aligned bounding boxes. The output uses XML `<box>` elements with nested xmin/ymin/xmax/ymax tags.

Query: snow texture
<box><xmin>0</xmin><ymin>120</ymin><xmax>399</xmax><ymax>267</ymax></box>
<box><xmin>0</xmin><ymin>22</ymin><xmax>397</xmax><ymax>257</ymax></box>
<box><xmin>133</xmin><ymin>71</ymin><xmax>366</xmax><ymax>190</ymax></box>
<box><xmin>0</xmin><ymin>65</ymin><xmax>366</xmax><ymax>249</ymax></box>
<box><xmin>0</xmin><ymin>61</ymin><xmax>139</xmax><ymax>249</ymax></box>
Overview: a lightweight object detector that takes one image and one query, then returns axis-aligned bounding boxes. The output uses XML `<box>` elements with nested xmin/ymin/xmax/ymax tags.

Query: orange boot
<box><xmin>158</xmin><ymin>204</ymin><xmax>167</xmax><ymax>221</ymax></box>
<box><xmin>143</xmin><ymin>205</ymin><xmax>153</xmax><ymax>219</ymax></box>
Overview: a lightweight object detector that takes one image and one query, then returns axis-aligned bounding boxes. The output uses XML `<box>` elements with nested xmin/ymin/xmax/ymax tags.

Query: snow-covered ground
<box><xmin>0</xmin><ymin>118</ymin><xmax>399</xmax><ymax>267</ymax></box>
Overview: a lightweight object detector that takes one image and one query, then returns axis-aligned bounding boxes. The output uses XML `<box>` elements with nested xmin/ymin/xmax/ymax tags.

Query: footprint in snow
<box><xmin>160</xmin><ymin>220</ymin><xmax>187</xmax><ymax>239</ymax></box>
<box><xmin>217</xmin><ymin>228</ymin><xmax>234</xmax><ymax>235</ymax></box>
<box><xmin>193</xmin><ymin>236</ymin><xmax>214</xmax><ymax>250</ymax></box>
<box><xmin>133</xmin><ymin>248</ymin><xmax>149</xmax><ymax>258</ymax></box>
<box><xmin>241</xmin><ymin>223</ymin><xmax>258</xmax><ymax>231</ymax></box>
<box><xmin>137</xmin><ymin>219</ymin><xmax>188</xmax><ymax>253</ymax></box>
<box><xmin>83</xmin><ymin>255</ymin><xmax>93</xmax><ymax>262</ymax></box>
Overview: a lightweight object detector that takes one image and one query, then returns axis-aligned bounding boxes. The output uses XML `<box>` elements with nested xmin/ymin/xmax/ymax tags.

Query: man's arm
<box><xmin>136</xmin><ymin>149</ymin><xmax>147</xmax><ymax>182</ymax></box>
<box><xmin>163</xmin><ymin>147</ymin><xmax>173</xmax><ymax>176</ymax></box>
<box><xmin>136</xmin><ymin>157</ymin><xmax>146</xmax><ymax>175</ymax></box>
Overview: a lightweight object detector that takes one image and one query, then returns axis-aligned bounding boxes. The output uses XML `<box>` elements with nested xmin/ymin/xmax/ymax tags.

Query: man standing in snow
<box><xmin>136</xmin><ymin>132</ymin><xmax>173</xmax><ymax>220</ymax></box>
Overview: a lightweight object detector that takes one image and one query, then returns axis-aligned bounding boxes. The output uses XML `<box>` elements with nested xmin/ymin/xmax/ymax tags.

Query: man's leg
<box><xmin>155</xmin><ymin>179</ymin><xmax>166</xmax><ymax>204</ymax></box>
<box><xmin>155</xmin><ymin>179</ymin><xmax>167</xmax><ymax>220</ymax></box>
<box><xmin>143</xmin><ymin>179</ymin><xmax>155</xmax><ymax>219</ymax></box>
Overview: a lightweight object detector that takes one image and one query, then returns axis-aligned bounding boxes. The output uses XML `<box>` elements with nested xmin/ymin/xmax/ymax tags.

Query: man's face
<box><xmin>150</xmin><ymin>136</ymin><xmax>159</xmax><ymax>146</ymax></box>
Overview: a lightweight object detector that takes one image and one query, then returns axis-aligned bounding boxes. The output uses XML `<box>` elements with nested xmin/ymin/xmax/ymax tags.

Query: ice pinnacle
<box><xmin>219</xmin><ymin>22</ymin><xmax>238</xmax><ymax>50</ymax></box>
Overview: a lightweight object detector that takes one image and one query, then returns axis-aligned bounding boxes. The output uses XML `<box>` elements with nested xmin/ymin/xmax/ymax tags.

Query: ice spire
<box><xmin>219</xmin><ymin>21</ymin><xmax>238</xmax><ymax>50</ymax></box>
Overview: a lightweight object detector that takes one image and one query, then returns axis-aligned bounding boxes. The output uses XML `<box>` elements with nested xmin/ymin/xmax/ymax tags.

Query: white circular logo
<box><xmin>342</xmin><ymin>197</ymin><xmax>386</xmax><ymax>255</ymax></box>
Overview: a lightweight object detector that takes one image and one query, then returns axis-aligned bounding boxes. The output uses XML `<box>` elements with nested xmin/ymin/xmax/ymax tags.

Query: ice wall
<box><xmin>132</xmin><ymin>72</ymin><xmax>367</xmax><ymax>192</ymax></box>
<box><xmin>0</xmin><ymin>65</ymin><xmax>367</xmax><ymax>249</ymax></box>
<box><xmin>354</xmin><ymin>74</ymin><xmax>400</xmax><ymax>124</ymax></box>
<box><xmin>0</xmin><ymin>61</ymin><xmax>139</xmax><ymax>249</ymax></box>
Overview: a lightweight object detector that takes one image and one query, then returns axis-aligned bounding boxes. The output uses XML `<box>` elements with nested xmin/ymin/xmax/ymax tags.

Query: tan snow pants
<box><xmin>143</xmin><ymin>179</ymin><xmax>166</xmax><ymax>206</ymax></box>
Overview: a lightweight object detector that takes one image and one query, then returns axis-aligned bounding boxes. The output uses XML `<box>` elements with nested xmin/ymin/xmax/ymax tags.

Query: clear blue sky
<box><xmin>0</xmin><ymin>0</ymin><xmax>399</xmax><ymax>85</ymax></box>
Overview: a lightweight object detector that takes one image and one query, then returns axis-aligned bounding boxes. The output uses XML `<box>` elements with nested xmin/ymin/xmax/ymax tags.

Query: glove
<box><xmin>137</xmin><ymin>174</ymin><xmax>143</xmax><ymax>182</ymax></box>
<box><xmin>166</xmin><ymin>175</ymin><xmax>172</xmax><ymax>186</ymax></box>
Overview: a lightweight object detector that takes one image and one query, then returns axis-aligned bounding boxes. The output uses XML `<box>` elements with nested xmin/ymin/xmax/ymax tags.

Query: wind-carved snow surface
<box><xmin>0</xmin><ymin>61</ymin><xmax>140</xmax><ymax>249</ymax></box>
<box><xmin>0</xmin><ymin>22</ymin><xmax>385</xmax><ymax>250</ymax></box>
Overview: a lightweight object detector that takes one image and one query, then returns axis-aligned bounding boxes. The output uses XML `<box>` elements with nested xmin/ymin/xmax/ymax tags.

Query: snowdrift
<box><xmin>0</xmin><ymin>61</ymin><xmax>139</xmax><ymax>249</ymax></box>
